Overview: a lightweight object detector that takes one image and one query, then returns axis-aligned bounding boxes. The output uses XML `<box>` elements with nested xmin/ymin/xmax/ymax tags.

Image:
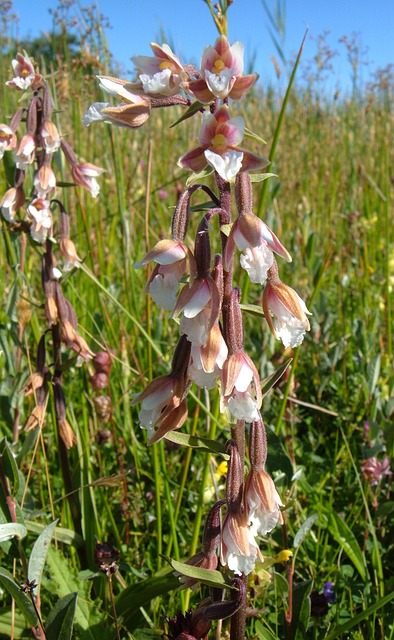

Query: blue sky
<box><xmin>7</xmin><ymin>0</ymin><xmax>394</xmax><ymax>94</ymax></box>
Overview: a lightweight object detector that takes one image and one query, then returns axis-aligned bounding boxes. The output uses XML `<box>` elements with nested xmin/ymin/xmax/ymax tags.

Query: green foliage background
<box><xmin>0</xmin><ymin>5</ymin><xmax>393</xmax><ymax>639</ymax></box>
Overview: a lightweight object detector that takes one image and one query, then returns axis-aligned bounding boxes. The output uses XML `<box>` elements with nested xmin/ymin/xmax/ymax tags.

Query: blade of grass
<box><xmin>257</xmin><ymin>27</ymin><xmax>309</xmax><ymax>217</ymax></box>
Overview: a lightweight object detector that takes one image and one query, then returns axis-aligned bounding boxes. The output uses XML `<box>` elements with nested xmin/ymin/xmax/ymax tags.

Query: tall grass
<box><xmin>0</xmin><ymin>11</ymin><xmax>393</xmax><ymax>639</ymax></box>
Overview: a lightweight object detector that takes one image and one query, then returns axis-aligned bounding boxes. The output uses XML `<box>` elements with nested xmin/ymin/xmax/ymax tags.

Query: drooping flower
<box><xmin>263</xmin><ymin>282</ymin><xmax>311</xmax><ymax>348</ymax></box>
<box><xmin>188</xmin><ymin>35</ymin><xmax>258</xmax><ymax>103</ymax></box>
<box><xmin>224</xmin><ymin>212</ymin><xmax>291</xmax><ymax>283</ymax></box>
<box><xmin>60</xmin><ymin>139</ymin><xmax>105</xmax><ymax>198</ymax></box>
<box><xmin>83</xmin><ymin>76</ymin><xmax>151</xmax><ymax>129</ymax></box>
<box><xmin>129</xmin><ymin>43</ymin><xmax>186</xmax><ymax>97</ymax></box>
<box><xmin>178</xmin><ymin>105</ymin><xmax>268</xmax><ymax>182</ymax></box>
<box><xmin>263</xmin><ymin>261</ymin><xmax>311</xmax><ymax>348</ymax></box>
<box><xmin>134</xmin><ymin>239</ymin><xmax>196</xmax><ymax>311</ymax></box>
<box><xmin>221</xmin><ymin>508</ymin><xmax>262</xmax><ymax>576</ymax></box>
<box><xmin>27</xmin><ymin>198</ymin><xmax>52</xmax><ymax>243</ymax></box>
<box><xmin>131</xmin><ymin>336</ymin><xmax>191</xmax><ymax>444</ymax></box>
<box><xmin>0</xmin><ymin>124</ymin><xmax>17</xmax><ymax>159</ymax></box>
<box><xmin>245</xmin><ymin>468</ymin><xmax>283</xmax><ymax>536</ymax></box>
<box><xmin>6</xmin><ymin>52</ymin><xmax>40</xmax><ymax>91</ymax></box>
<box><xmin>220</xmin><ymin>441</ymin><xmax>262</xmax><ymax>576</ymax></box>
<box><xmin>174</xmin><ymin>274</ymin><xmax>221</xmax><ymax>347</ymax></box>
<box><xmin>34</xmin><ymin>165</ymin><xmax>56</xmax><ymax>198</ymax></box>
<box><xmin>15</xmin><ymin>133</ymin><xmax>36</xmax><ymax>170</ymax></box>
<box><xmin>71</xmin><ymin>162</ymin><xmax>105</xmax><ymax>198</ymax></box>
<box><xmin>40</xmin><ymin>120</ymin><xmax>61</xmax><ymax>153</ymax></box>
<box><xmin>221</xmin><ymin>350</ymin><xmax>262</xmax><ymax>423</ymax></box>
<box><xmin>0</xmin><ymin>187</ymin><xmax>25</xmax><ymax>222</ymax></box>
<box><xmin>245</xmin><ymin>417</ymin><xmax>283</xmax><ymax>536</ymax></box>
<box><xmin>189</xmin><ymin>322</ymin><xmax>228</xmax><ymax>389</ymax></box>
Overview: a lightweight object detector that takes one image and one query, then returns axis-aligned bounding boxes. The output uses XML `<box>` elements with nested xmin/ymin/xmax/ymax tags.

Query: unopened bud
<box><xmin>89</xmin><ymin>372</ymin><xmax>109</xmax><ymax>390</ymax></box>
<box><xmin>93</xmin><ymin>351</ymin><xmax>112</xmax><ymax>375</ymax></box>
<box><xmin>95</xmin><ymin>428</ymin><xmax>112</xmax><ymax>443</ymax></box>
<box><xmin>58</xmin><ymin>418</ymin><xmax>77</xmax><ymax>448</ymax></box>
<box><xmin>16</xmin><ymin>290</ymin><xmax>32</xmax><ymax>327</ymax></box>
<box><xmin>24</xmin><ymin>404</ymin><xmax>45</xmax><ymax>431</ymax></box>
<box><xmin>93</xmin><ymin>395</ymin><xmax>112</xmax><ymax>423</ymax></box>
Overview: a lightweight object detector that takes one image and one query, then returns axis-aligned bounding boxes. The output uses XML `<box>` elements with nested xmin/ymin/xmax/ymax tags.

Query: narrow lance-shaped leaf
<box><xmin>168</xmin><ymin>558</ymin><xmax>234</xmax><ymax>590</ymax></box>
<box><xmin>45</xmin><ymin>592</ymin><xmax>78</xmax><ymax>640</ymax></box>
<box><xmin>293</xmin><ymin>514</ymin><xmax>318</xmax><ymax>549</ymax></box>
<box><xmin>0</xmin><ymin>567</ymin><xmax>38</xmax><ymax>627</ymax></box>
<box><xmin>261</xmin><ymin>359</ymin><xmax>293</xmax><ymax>397</ymax></box>
<box><xmin>288</xmin><ymin>580</ymin><xmax>313</xmax><ymax>640</ymax></box>
<box><xmin>164</xmin><ymin>431</ymin><xmax>228</xmax><ymax>456</ymax></box>
<box><xmin>325</xmin><ymin>510</ymin><xmax>368</xmax><ymax>581</ymax></box>
<box><xmin>0</xmin><ymin>437</ymin><xmax>19</xmax><ymax>496</ymax></box>
<box><xmin>28</xmin><ymin>519</ymin><xmax>58</xmax><ymax>599</ymax></box>
<box><xmin>0</xmin><ymin>522</ymin><xmax>27</xmax><ymax>542</ymax></box>
<box><xmin>170</xmin><ymin>100</ymin><xmax>204</xmax><ymax>128</ymax></box>
<box><xmin>249</xmin><ymin>172</ymin><xmax>277</xmax><ymax>183</ymax></box>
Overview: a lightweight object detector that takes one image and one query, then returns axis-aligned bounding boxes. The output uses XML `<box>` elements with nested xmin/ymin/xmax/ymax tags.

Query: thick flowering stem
<box><xmin>215</xmin><ymin>174</ymin><xmax>234</xmax><ymax>340</ymax></box>
<box><xmin>230</xmin><ymin>574</ymin><xmax>248</xmax><ymax>640</ymax></box>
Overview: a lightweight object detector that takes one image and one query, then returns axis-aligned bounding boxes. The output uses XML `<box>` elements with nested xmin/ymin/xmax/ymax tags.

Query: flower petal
<box><xmin>204</xmin><ymin>149</ymin><xmax>243</xmax><ymax>182</ymax></box>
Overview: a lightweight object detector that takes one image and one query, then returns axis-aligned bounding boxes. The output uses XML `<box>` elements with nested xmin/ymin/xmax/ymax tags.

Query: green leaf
<box><xmin>325</xmin><ymin>510</ymin><xmax>368</xmax><ymax>581</ymax></box>
<box><xmin>28</xmin><ymin>520</ymin><xmax>58</xmax><ymax>598</ymax></box>
<box><xmin>289</xmin><ymin>580</ymin><xmax>312</xmax><ymax>640</ymax></box>
<box><xmin>0</xmin><ymin>607</ymin><xmax>29</xmax><ymax>639</ymax></box>
<box><xmin>0</xmin><ymin>567</ymin><xmax>38</xmax><ymax>627</ymax></box>
<box><xmin>132</xmin><ymin>631</ymin><xmax>165</xmax><ymax>640</ymax></box>
<box><xmin>25</xmin><ymin>520</ymin><xmax>84</xmax><ymax>548</ymax></box>
<box><xmin>0</xmin><ymin>522</ymin><xmax>27</xmax><ymax>542</ymax></box>
<box><xmin>240</xmin><ymin>302</ymin><xmax>264</xmax><ymax>317</ymax></box>
<box><xmin>220</xmin><ymin>223</ymin><xmax>232</xmax><ymax>237</ymax></box>
<box><xmin>255</xmin><ymin>621</ymin><xmax>280</xmax><ymax>640</ymax></box>
<box><xmin>266</xmin><ymin>428</ymin><xmax>294</xmax><ymax>483</ymax></box>
<box><xmin>325</xmin><ymin>590</ymin><xmax>394</xmax><ymax>640</ymax></box>
<box><xmin>167</xmin><ymin>558</ymin><xmax>234</xmax><ymax>590</ymax></box>
<box><xmin>46</xmin><ymin>547</ymin><xmax>111</xmax><ymax>640</ymax></box>
<box><xmin>261</xmin><ymin>359</ymin><xmax>293</xmax><ymax>397</ymax></box>
<box><xmin>164</xmin><ymin>431</ymin><xmax>228</xmax><ymax>456</ymax></box>
<box><xmin>185</xmin><ymin>166</ymin><xmax>214</xmax><ymax>187</ymax></box>
<box><xmin>116</xmin><ymin>569</ymin><xmax>180</xmax><ymax>632</ymax></box>
<box><xmin>367</xmin><ymin>354</ymin><xmax>381</xmax><ymax>395</ymax></box>
<box><xmin>0</xmin><ymin>437</ymin><xmax>19</xmax><ymax>496</ymax></box>
<box><xmin>244</xmin><ymin>127</ymin><xmax>267</xmax><ymax>145</ymax></box>
<box><xmin>293</xmin><ymin>514</ymin><xmax>318</xmax><ymax>549</ymax></box>
<box><xmin>250</xmin><ymin>172</ymin><xmax>278</xmax><ymax>183</ymax></box>
<box><xmin>170</xmin><ymin>100</ymin><xmax>204</xmax><ymax>128</ymax></box>
<box><xmin>45</xmin><ymin>592</ymin><xmax>78</xmax><ymax>640</ymax></box>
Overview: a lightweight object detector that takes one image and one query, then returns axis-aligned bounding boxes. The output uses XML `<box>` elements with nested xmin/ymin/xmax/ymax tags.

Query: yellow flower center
<box><xmin>159</xmin><ymin>60</ymin><xmax>173</xmax><ymax>71</ymax></box>
<box><xmin>211</xmin><ymin>133</ymin><xmax>227</xmax><ymax>149</ymax></box>
<box><xmin>214</xmin><ymin>59</ymin><xmax>226</xmax><ymax>74</ymax></box>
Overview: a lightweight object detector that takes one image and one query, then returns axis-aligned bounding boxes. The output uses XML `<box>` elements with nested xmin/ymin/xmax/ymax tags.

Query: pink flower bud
<box><xmin>89</xmin><ymin>373</ymin><xmax>109</xmax><ymax>390</ymax></box>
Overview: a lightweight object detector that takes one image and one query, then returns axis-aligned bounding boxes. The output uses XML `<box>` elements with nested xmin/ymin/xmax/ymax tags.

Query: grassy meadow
<box><xmin>0</xmin><ymin>8</ymin><xmax>393</xmax><ymax>640</ymax></box>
